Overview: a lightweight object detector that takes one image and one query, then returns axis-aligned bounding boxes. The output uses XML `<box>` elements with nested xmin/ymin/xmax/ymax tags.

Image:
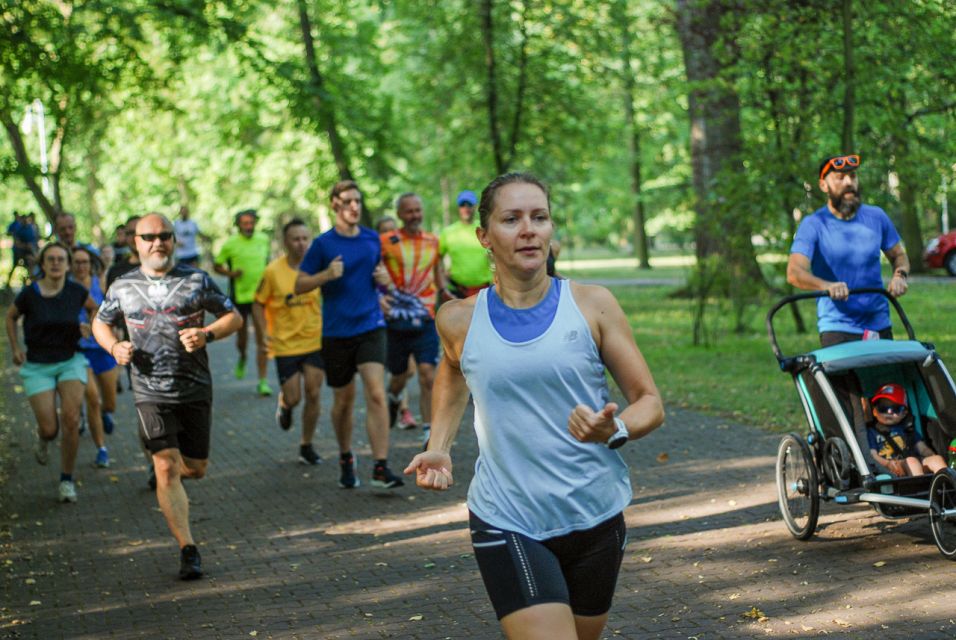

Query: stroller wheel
<box><xmin>776</xmin><ymin>433</ymin><xmax>820</xmax><ymax>540</ymax></box>
<box><xmin>929</xmin><ymin>468</ymin><xmax>956</xmax><ymax>560</ymax></box>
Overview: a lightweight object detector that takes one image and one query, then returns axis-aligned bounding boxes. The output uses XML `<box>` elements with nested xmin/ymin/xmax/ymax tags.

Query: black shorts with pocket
<box><xmin>135</xmin><ymin>400</ymin><xmax>212</xmax><ymax>460</ymax></box>
<box><xmin>469</xmin><ymin>511</ymin><xmax>627</xmax><ymax>620</ymax></box>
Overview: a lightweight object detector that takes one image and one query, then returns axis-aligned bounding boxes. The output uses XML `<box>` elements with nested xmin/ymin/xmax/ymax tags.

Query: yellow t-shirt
<box><xmin>254</xmin><ymin>257</ymin><xmax>322</xmax><ymax>357</ymax></box>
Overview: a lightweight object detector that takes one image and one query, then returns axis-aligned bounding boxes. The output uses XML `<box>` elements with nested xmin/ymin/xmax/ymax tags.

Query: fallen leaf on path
<box><xmin>375</xmin><ymin>562</ymin><xmax>388</xmax><ymax>567</ymax></box>
<box><xmin>656</xmin><ymin>452</ymin><xmax>669</xmax><ymax>463</ymax></box>
<box><xmin>741</xmin><ymin>606</ymin><xmax>767</xmax><ymax>621</ymax></box>
<box><xmin>833</xmin><ymin>619</ymin><xmax>852</xmax><ymax>628</ymax></box>
<box><xmin>873</xmin><ymin>561</ymin><xmax>886</xmax><ymax>568</ymax></box>
<box><xmin>409</xmin><ymin>614</ymin><xmax>424</xmax><ymax>621</ymax></box>
<box><xmin>29</xmin><ymin>601</ymin><xmax>41</xmax><ymax>606</ymax></box>
<box><xmin>24</xmin><ymin>578</ymin><xmax>35</xmax><ymax>585</ymax></box>
<box><xmin>109</xmin><ymin>476</ymin><xmax>119</xmax><ymax>483</ymax></box>
<box><xmin>423</xmin><ymin>562</ymin><xmax>436</xmax><ymax>569</ymax></box>
<box><xmin>728</xmin><ymin>593</ymin><xmax>740</xmax><ymax>600</ymax></box>
<box><xmin>640</xmin><ymin>556</ymin><xmax>653</xmax><ymax>563</ymax></box>
<box><xmin>249</xmin><ymin>631</ymin><xmax>258</xmax><ymax>637</ymax></box>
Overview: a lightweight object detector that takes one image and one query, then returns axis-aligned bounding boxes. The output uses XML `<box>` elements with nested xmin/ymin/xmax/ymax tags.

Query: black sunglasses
<box><xmin>875</xmin><ymin>403</ymin><xmax>906</xmax><ymax>415</ymax></box>
<box><xmin>137</xmin><ymin>232</ymin><xmax>175</xmax><ymax>242</ymax></box>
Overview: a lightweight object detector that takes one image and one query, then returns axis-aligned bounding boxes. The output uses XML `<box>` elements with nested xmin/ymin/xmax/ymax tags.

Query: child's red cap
<box><xmin>871</xmin><ymin>383</ymin><xmax>906</xmax><ymax>406</ymax></box>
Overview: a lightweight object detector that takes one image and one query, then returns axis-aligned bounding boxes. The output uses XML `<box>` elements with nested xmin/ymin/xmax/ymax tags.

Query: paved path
<box><xmin>2</xmin><ymin>337</ymin><xmax>956</xmax><ymax>639</ymax></box>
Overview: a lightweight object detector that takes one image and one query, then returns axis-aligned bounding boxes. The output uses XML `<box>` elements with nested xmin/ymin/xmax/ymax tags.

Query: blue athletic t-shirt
<box><xmin>300</xmin><ymin>226</ymin><xmax>385</xmax><ymax>338</ymax></box>
<box><xmin>790</xmin><ymin>204</ymin><xmax>900</xmax><ymax>334</ymax></box>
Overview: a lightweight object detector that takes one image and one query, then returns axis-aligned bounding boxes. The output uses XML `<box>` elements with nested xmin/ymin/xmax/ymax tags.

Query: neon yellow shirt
<box><xmin>215</xmin><ymin>232</ymin><xmax>270</xmax><ymax>304</ymax></box>
<box><xmin>254</xmin><ymin>257</ymin><xmax>322</xmax><ymax>357</ymax></box>
<box><xmin>438</xmin><ymin>219</ymin><xmax>492</xmax><ymax>287</ymax></box>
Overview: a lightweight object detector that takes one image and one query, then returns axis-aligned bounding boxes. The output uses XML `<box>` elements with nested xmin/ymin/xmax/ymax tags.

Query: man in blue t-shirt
<box><xmin>787</xmin><ymin>153</ymin><xmax>910</xmax><ymax>347</ymax></box>
<box><xmin>295</xmin><ymin>179</ymin><xmax>404</xmax><ymax>491</ymax></box>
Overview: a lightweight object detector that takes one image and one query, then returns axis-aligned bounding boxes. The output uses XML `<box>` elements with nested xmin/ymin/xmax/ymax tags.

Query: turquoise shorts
<box><xmin>20</xmin><ymin>353</ymin><xmax>88</xmax><ymax>397</ymax></box>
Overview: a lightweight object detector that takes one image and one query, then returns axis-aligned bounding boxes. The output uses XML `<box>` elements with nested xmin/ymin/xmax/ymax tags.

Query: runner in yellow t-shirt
<box><xmin>252</xmin><ymin>219</ymin><xmax>324</xmax><ymax>465</ymax></box>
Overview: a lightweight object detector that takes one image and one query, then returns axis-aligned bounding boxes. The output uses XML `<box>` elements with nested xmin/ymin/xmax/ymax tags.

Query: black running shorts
<box><xmin>322</xmin><ymin>329</ymin><xmax>387</xmax><ymax>388</ymax></box>
<box><xmin>469</xmin><ymin>511</ymin><xmax>627</xmax><ymax>620</ymax></box>
<box><xmin>136</xmin><ymin>400</ymin><xmax>212</xmax><ymax>460</ymax></box>
<box><xmin>274</xmin><ymin>349</ymin><xmax>325</xmax><ymax>385</ymax></box>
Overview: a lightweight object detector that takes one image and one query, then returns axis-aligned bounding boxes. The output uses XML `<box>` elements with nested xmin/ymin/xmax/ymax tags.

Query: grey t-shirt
<box><xmin>97</xmin><ymin>264</ymin><xmax>234</xmax><ymax>404</ymax></box>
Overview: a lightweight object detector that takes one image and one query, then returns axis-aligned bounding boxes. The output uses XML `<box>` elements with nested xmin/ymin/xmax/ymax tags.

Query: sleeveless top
<box><xmin>461</xmin><ymin>278</ymin><xmax>632</xmax><ymax>540</ymax></box>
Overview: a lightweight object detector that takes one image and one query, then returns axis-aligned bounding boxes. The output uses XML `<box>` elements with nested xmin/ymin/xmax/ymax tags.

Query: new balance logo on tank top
<box><xmin>461</xmin><ymin>279</ymin><xmax>632</xmax><ymax>540</ymax></box>
<box><xmin>97</xmin><ymin>264</ymin><xmax>235</xmax><ymax>403</ymax></box>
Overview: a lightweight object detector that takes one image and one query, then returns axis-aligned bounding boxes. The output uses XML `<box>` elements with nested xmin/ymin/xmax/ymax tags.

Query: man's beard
<box><xmin>143</xmin><ymin>253</ymin><xmax>173</xmax><ymax>272</ymax></box>
<box><xmin>830</xmin><ymin>187</ymin><xmax>861</xmax><ymax>216</ymax></box>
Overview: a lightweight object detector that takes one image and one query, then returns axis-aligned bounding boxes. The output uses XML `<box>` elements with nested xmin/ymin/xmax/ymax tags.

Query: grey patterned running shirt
<box><xmin>97</xmin><ymin>264</ymin><xmax>235</xmax><ymax>403</ymax></box>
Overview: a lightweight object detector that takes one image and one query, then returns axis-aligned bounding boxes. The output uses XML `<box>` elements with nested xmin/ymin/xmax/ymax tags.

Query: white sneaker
<box><xmin>35</xmin><ymin>436</ymin><xmax>49</xmax><ymax>466</ymax></box>
<box><xmin>58</xmin><ymin>480</ymin><xmax>77</xmax><ymax>503</ymax></box>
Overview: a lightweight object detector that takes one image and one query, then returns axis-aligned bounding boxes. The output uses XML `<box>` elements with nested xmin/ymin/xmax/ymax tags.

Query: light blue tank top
<box><xmin>462</xmin><ymin>278</ymin><xmax>632</xmax><ymax>539</ymax></box>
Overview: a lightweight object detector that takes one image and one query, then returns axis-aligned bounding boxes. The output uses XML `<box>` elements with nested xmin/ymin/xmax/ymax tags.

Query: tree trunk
<box><xmin>479</xmin><ymin>0</ymin><xmax>505</xmax><ymax>175</ymax></box>
<box><xmin>891</xmin><ymin>133</ymin><xmax>926</xmax><ymax>272</ymax></box>
<box><xmin>677</xmin><ymin>0</ymin><xmax>766</xmax><ymax>339</ymax></box>
<box><xmin>841</xmin><ymin>0</ymin><xmax>854</xmax><ymax>152</ymax></box>
<box><xmin>618</xmin><ymin>0</ymin><xmax>650</xmax><ymax>269</ymax></box>
<box><xmin>83</xmin><ymin>146</ymin><xmax>104</xmax><ymax>244</ymax></box>
<box><xmin>296</xmin><ymin>0</ymin><xmax>354</xmax><ymax>183</ymax></box>
<box><xmin>675</xmin><ymin>0</ymin><xmax>761</xmax><ymax>273</ymax></box>
<box><xmin>47</xmin><ymin>105</ymin><xmax>68</xmax><ymax>213</ymax></box>
<box><xmin>0</xmin><ymin>108</ymin><xmax>61</xmax><ymax>225</ymax></box>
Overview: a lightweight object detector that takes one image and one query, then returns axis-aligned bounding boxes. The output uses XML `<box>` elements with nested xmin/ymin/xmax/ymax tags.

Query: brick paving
<box><xmin>2</xmin><ymin>336</ymin><xmax>956</xmax><ymax>639</ymax></box>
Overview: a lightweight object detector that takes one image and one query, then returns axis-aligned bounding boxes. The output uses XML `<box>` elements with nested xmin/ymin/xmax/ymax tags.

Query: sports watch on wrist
<box><xmin>203</xmin><ymin>329</ymin><xmax>215</xmax><ymax>344</ymax></box>
<box><xmin>606</xmin><ymin>417</ymin><xmax>629</xmax><ymax>450</ymax></box>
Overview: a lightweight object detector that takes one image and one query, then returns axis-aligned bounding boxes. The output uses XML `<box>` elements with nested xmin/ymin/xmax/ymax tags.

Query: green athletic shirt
<box><xmin>438</xmin><ymin>219</ymin><xmax>492</xmax><ymax>287</ymax></box>
<box><xmin>215</xmin><ymin>232</ymin><xmax>270</xmax><ymax>304</ymax></box>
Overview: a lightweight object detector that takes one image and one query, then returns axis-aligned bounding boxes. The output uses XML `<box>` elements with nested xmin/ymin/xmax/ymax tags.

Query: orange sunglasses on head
<box><xmin>819</xmin><ymin>154</ymin><xmax>860</xmax><ymax>180</ymax></box>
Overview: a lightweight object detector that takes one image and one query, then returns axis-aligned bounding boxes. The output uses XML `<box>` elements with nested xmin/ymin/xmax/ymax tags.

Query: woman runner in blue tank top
<box><xmin>405</xmin><ymin>173</ymin><xmax>665</xmax><ymax>639</ymax></box>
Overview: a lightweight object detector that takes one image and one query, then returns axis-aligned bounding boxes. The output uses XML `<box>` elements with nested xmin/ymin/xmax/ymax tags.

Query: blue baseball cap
<box><xmin>456</xmin><ymin>190</ymin><xmax>477</xmax><ymax>206</ymax></box>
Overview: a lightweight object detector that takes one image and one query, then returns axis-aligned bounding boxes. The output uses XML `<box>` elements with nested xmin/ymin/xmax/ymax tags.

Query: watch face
<box><xmin>608</xmin><ymin>435</ymin><xmax>627</xmax><ymax>450</ymax></box>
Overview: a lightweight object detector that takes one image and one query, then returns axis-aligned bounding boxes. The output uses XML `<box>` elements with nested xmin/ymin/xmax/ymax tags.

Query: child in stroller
<box><xmin>867</xmin><ymin>382</ymin><xmax>947</xmax><ymax>478</ymax></box>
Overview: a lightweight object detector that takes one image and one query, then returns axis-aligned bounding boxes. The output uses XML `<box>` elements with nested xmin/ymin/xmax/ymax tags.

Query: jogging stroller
<box><xmin>766</xmin><ymin>288</ymin><xmax>956</xmax><ymax>559</ymax></box>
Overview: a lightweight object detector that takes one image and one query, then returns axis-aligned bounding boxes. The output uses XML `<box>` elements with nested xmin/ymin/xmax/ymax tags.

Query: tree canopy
<box><xmin>2</xmin><ymin>0</ymin><xmax>954</xmax><ymax>278</ymax></box>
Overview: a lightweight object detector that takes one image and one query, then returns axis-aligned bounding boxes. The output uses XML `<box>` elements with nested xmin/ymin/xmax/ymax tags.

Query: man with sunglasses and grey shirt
<box><xmin>786</xmin><ymin>153</ymin><xmax>910</xmax><ymax>347</ymax></box>
<box><xmin>93</xmin><ymin>214</ymin><xmax>242</xmax><ymax>581</ymax></box>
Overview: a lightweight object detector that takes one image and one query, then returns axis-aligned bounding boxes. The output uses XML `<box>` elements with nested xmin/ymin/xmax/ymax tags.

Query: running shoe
<box><xmin>35</xmin><ymin>435</ymin><xmax>49</xmax><ymax>466</ymax></box>
<box><xmin>275</xmin><ymin>400</ymin><xmax>293</xmax><ymax>431</ymax></box>
<box><xmin>299</xmin><ymin>443</ymin><xmax>321</xmax><ymax>465</ymax></box>
<box><xmin>95</xmin><ymin>448</ymin><xmax>110</xmax><ymax>469</ymax></box>
<box><xmin>234</xmin><ymin>358</ymin><xmax>246</xmax><ymax>380</ymax></box>
<box><xmin>338</xmin><ymin>453</ymin><xmax>360</xmax><ymax>489</ymax></box>
<box><xmin>371</xmin><ymin>463</ymin><xmax>405</xmax><ymax>489</ymax></box>
<box><xmin>387</xmin><ymin>393</ymin><xmax>401</xmax><ymax>429</ymax></box>
<box><xmin>102</xmin><ymin>411</ymin><xmax>115</xmax><ymax>435</ymax></box>
<box><xmin>179</xmin><ymin>544</ymin><xmax>203</xmax><ymax>580</ymax></box>
<box><xmin>397</xmin><ymin>408</ymin><xmax>418</xmax><ymax>430</ymax></box>
<box><xmin>58</xmin><ymin>480</ymin><xmax>77</xmax><ymax>503</ymax></box>
<box><xmin>257</xmin><ymin>379</ymin><xmax>273</xmax><ymax>397</ymax></box>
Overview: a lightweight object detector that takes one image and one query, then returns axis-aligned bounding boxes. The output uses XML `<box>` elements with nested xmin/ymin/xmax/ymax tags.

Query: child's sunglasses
<box><xmin>875</xmin><ymin>402</ymin><xmax>906</xmax><ymax>416</ymax></box>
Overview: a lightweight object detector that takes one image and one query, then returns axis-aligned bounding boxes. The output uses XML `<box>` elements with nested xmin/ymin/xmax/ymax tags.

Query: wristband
<box><xmin>894</xmin><ymin>269</ymin><xmax>908</xmax><ymax>279</ymax></box>
<box><xmin>109</xmin><ymin>343</ymin><xmax>117</xmax><ymax>357</ymax></box>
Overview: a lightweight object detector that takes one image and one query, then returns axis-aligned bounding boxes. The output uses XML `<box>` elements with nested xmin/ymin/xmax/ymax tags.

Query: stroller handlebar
<box><xmin>766</xmin><ymin>288</ymin><xmax>917</xmax><ymax>366</ymax></box>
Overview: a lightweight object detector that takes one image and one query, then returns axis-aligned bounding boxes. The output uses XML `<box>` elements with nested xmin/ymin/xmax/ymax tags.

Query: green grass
<box><xmin>611</xmin><ymin>284</ymin><xmax>956</xmax><ymax>433</ymax></box>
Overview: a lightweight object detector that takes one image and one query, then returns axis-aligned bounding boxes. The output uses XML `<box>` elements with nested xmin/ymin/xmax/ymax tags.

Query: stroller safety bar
<box><xmin>766</xmin><ymin>288</ymin><xmax>916</xmax><ymax>364</ymax></box>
